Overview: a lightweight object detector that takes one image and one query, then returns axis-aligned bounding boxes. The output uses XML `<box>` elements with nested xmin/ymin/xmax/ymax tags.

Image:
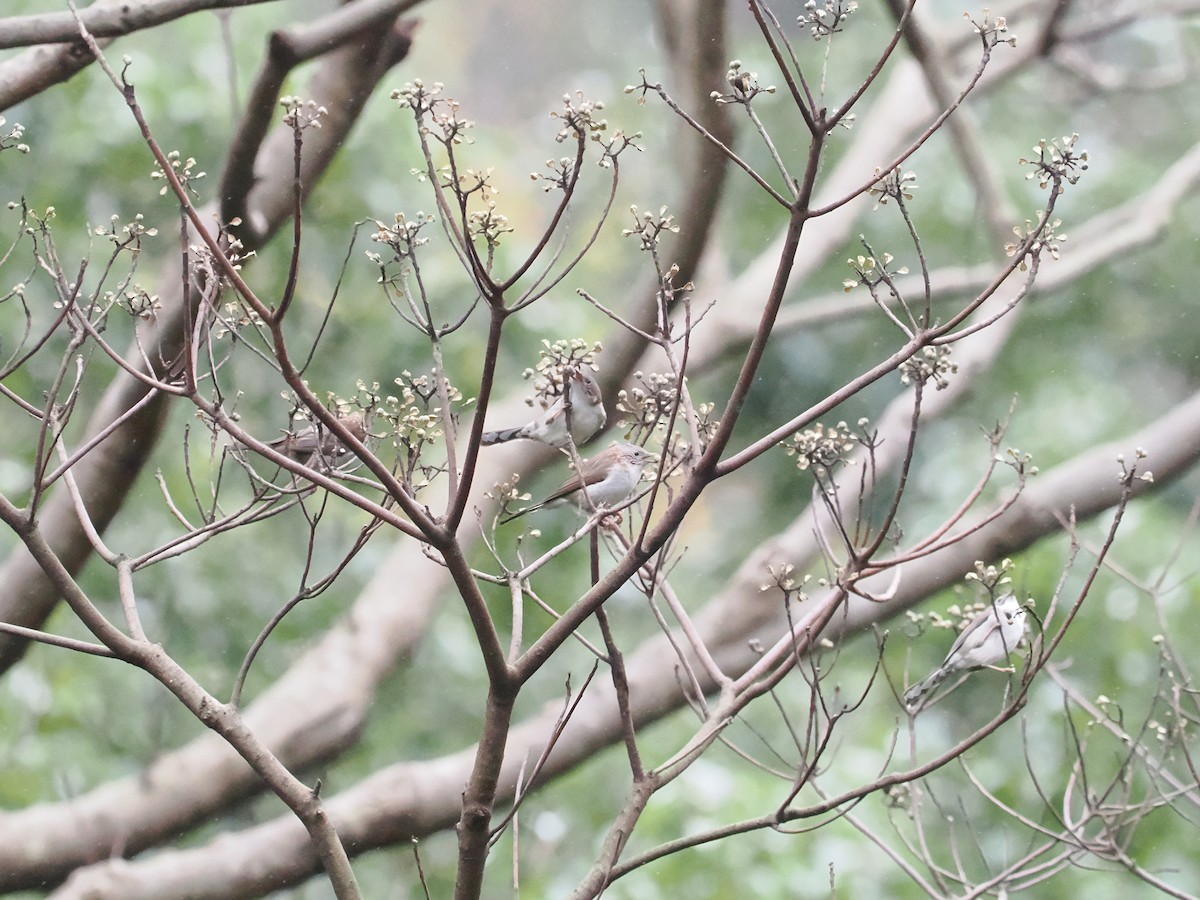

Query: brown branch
<box><xmin>1</xmin><ymin>508</ymin><xmax>362</xmax><ymax>897</ymax></box>
<box><xmin>0</xmin><ymin>1</ymin><xmax>418</xmax><ymax>671</ymax></box>
<box><xmin>50</xmin><ymin>388</ymin><xmax>1200</xmax><ymax>897</ymax></box>
<box><xmin>220</xmin><ymin>1</ymin><xmax>422</xmax><ymax>234</ymax></box>
<box><xmin>0</xmin><ymin>0</ymin><xmax>270</xmax><ymax>50</ymax></box>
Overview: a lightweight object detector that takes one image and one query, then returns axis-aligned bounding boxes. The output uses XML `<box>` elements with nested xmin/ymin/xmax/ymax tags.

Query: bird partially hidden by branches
<box><xmin>502</xmin><ymin>441</ymin><xmax>655</xmax><ymax>524</ymax></box>
<box><xmin>261</xmin><ymin>410</ymin><xmax>368</xmax><ymax>471</ymax></box>
<box><xmin>482</xmin><ymin>367</ymin><xmax>606</xmax><ymax>448</ymax></box>
<box><xmin>903</xmin><ymin>593</ymin><xmax>1028</xmax><ymax>714</ymax></box>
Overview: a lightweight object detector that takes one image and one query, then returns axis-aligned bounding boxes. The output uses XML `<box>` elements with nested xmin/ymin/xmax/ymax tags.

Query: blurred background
<box><xmin>3</xmin><ymin>0</ymin><xmax>1200</xmax><ymax>896</ymax></box>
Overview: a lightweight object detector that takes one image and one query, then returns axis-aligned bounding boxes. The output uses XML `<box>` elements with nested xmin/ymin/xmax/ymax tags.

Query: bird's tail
<box><xmin>903</xmin><ymin>667</ymin><xmax>950</xmax><ymax>714</ymax></box>
<box><xmin>481</xmin><ymin>425</ymin><xmax>530</xmax><ymax>446</ymax></box>
<box><xmin>498</xmin><ymin>501</ymin><xmax>542</xmax><ymax>526</ymax></box>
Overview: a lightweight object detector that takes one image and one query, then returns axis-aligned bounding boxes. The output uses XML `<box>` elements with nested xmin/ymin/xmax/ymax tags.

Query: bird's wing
<box><xmin>576</xmin><ymin>455</ymin><xmax>615</xmax><ymax>486</ymax></box>
<box><xmin>943</xmin><ymin>608</ymin><xmax>997</xmax><ymax>664</ymax></box>
<box><xmin>542</xmin><ymin>400</ymin><xmax>567</xmax><ymax>425</ymax></box>
<box><xmin>540</xmin><ymin>456</ymin><xmax>611</xmax><ymax>504</ymax></box>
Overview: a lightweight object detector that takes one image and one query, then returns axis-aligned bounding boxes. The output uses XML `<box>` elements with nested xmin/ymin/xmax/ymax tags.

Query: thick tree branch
<box><xmin>0</xmin><ymin>0</ymin><xmax>271</xmax><ymax>50</ymax></box>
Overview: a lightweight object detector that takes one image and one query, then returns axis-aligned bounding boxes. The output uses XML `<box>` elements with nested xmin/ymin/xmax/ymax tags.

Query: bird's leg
<box><xmin>599</xmin><ymin>512</ymin><xmax>624</xmax><ymax>529</ymax></box>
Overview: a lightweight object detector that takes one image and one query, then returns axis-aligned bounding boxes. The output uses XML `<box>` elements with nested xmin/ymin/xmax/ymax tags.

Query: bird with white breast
<box><xmin>481</xmin><ymin>367</ymin><xmax>606</xmax><ymax>449</ymax></box>
<box><xmin>503</xmin><ymin>442</ymin><xmax>656</xmax><ymax>523</ymax></box>
<box><xmin>903</xmin><ymin>592</ymin><xmax>1027</xmax><ymax>714</ymax></box>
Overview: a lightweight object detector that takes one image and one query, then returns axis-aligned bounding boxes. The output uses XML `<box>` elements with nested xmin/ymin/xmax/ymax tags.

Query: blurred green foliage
<box><xmin>3</xmin><ymin>0</ymin><xmax>1200</xmax><ymax>897</ymax></box>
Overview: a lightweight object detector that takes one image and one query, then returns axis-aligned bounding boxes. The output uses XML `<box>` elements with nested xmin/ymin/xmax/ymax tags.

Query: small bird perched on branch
<box><xmin>264</xmin><ymin>410</ymin><xmax>367</xmax><ymax>471</ymax></box>
<box><xmin>503</xmin><ymin>441</ymin><xmax>655</xmax><ymax>523</ymax></box>
<box><xmin>482</xmin><ymin>368</ymin><xmax>606</xmax><ymax>448</ymax></box>
<box><xmin>903</xmin><ymin>593</ymin><xmax>1027</xmax><ymax>714</ymax></box>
